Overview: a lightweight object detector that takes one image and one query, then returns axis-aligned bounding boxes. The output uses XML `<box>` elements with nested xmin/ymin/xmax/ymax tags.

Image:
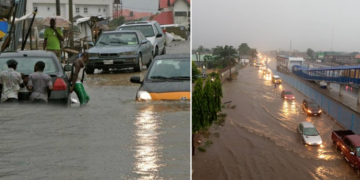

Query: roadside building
<box><xmin>154</xmin><ymin>0</ymin><xmax>190</xmax><ymax>28</ymax></box>
<box><xmin>26</xmin><ymin>0</ymin><xmax>113</xmax><ymax>20</ymax></box>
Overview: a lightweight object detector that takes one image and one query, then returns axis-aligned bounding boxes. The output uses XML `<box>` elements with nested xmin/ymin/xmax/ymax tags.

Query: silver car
<box><xmin>117</xmin><ymin>21</ymin><xmax>166</xmax><ymax>57</ymax></box>
<box><xmin>297</xmin><ymin>122</ymin><xmax>322</xmax><ymax>146</ymax></box>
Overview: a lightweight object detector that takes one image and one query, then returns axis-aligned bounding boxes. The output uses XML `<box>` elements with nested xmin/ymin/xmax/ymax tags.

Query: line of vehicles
<box><xmin>257</xmin><ymin>61</ymin><xmax>360</xmax><ymax>178</ymax></box>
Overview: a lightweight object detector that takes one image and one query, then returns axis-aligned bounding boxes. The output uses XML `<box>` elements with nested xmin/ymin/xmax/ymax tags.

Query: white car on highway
<box><xmin>297</xmin><ymin>122</ymin><xmax>322</xmax><ymax>146</ymax></box>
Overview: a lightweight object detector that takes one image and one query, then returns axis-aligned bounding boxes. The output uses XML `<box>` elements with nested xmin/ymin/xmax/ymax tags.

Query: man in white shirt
<box><xmin>0</xmin><ymin>59</ymin><xmax>25</xmax><ymax>103</ymax></box>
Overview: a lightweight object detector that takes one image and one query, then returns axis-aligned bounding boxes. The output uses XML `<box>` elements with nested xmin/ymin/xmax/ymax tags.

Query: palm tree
<box><xmin>212</xmin><ymin>45</ymin><xmax>238</xmax><ymax>80</ymax></box>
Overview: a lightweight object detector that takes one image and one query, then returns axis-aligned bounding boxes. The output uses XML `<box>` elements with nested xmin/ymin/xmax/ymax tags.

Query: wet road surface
<box><xmin>193</xmin><ymin>64</ymin><xmax>358</xmax><ymax>180</ymax></box>
<box><xmin>0</xmin><ymin>40</ymin><xmax>190</xmax><ymax>179</ymax></box>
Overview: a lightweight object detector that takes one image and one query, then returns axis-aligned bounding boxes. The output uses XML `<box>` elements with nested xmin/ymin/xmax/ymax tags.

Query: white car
<box><xmin>118</xmin><ymin>21</ymin><xmax>166</xmax><ymax>57</ymax></box>
<box><xmin>297</xmin><ymin>122</ymin><xmax>322</xmax><ymax>146</ymax></box>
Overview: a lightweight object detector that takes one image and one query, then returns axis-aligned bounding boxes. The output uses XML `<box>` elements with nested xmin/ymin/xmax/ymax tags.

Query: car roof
<box><xmin>103</xmin><ymin>30</ymin><xmax>140</xmax><ymax>34</ymax></box>
<box><xmin>346</xmin><ymin>135</ymin><xmax>360</xmax><ymax>146</ymax></box>
<box><xmin>0</xmin><ymin>50</ymin><xmax>54</xmax><ymax>58</ymax></box>
<box><xmin>121</xmin><ymin>21</ymin><xmax>157</xmax><ymax>26</ymax></box>
<box><xmin>303</xmin><ymin>99</ymin><xmax>316</xmax><ymax>103</ymax></box>
<box><xmin>301</xmin><ymin>122</ymin><xmax>315</xmax><ymax>128</ymax></box>
<box><xmin>273</xmin><ymin>75</ymin><xmax>280</xmax><ymax>78</ymax></box>
<box><xmin>154</xmin><ymin>53</ymin><xmax>190</xmax><ymax>61</ymax></box>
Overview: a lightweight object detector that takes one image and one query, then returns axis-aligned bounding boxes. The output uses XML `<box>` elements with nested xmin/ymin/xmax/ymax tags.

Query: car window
<box><xmin>147</xmin><ymin>59</ymin><xmax>190</xmax><ymax>80</ymax></box>
<box><xmin>155</xmin><ymin>22</ymin><xmax>163</xmax><ymax>35</ymax></box>
<box><xmin>357</xmin><ymin>147</ymin><xmax>360</xmax><ymax>157</ymax></box>
<box><xmin>153</xmin><ymin>24</ymin><xmax>159</xmax><ymax>34</ymax></box>
<box><xmin>285</xmin><ymin>92</ymin><xmax>293</xmax><ymax>95</ymax></box>
<box><xmin>299</xmin><ymin>124</ymin><xmax>303</xmax><ymax>133</ymax></box>
<box><xmin>119</xmin><ymin>25</ymin><xmax>155</xmax><ymax>37</ymax></box>
<box><xmin>138</xmin><ymin>32</ymin><xmax>146</xmax><ymax>41</ymax></box>
<box><xmin>0</xmin><ymin>57</ymin><xmax>57</xmax><ymax>74</ymax></box>
<box><xmin>96</xmin><ymin>33</ymin><xmax>138</xmax><ymax>46</ymax></box>
<box><xmin>303</xmin><ymin>127</ymin><xmax>318</xmax><ymax>136</ymax></box>
<box><xmin>308</xmin><ymin>103</ymin><xmax>318</xmax><ymax>108</ymax></box>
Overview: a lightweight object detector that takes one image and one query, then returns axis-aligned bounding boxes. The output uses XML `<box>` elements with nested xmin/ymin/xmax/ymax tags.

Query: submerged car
<box><xmin>302</xmin><ymin>99</ymin><xmax>322</xmax><ymax>116</ymax></box>
<box><xmin>281</xmin><ymin>90</ymin><xmax>295</xmax><ymax>100</ymax></box>
<box><xmin>0</xmin><ymin>51</ymin><xmax>71</xmax><ymax>106</ymax></box>
<box><xmin>86</xmin><ymin>30</ymin><xmax>153</xmax><ymax>74</ymax></box>
<box><xmin>297</xmin><ymin>122</ymin><xmax>322</xmax><ymax>146</ymax></box>
<box><xmin>130</xmin><ymin>53</ymin><xmax>190</xmax><ymax>101</ymax></box>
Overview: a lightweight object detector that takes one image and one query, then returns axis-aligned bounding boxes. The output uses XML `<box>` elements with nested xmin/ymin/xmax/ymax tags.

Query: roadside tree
<box><xmin>213</xmin><ymin>45</ymin><xmax>237</xmax><ymax>80</ymax></box>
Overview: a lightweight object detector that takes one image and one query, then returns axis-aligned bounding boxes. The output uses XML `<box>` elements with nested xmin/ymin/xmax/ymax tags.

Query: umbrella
<box><xmin>42</xmin><ymin>16</ymin><xmax>71</xmax><ymax>28</ymax></box>
<box><xmin>0</xmin><ymin>19</ymin><xmax>8</xmax><ymax>38</ymax></box>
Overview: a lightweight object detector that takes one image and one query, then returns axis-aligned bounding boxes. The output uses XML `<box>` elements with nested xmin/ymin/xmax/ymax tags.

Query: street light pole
<box><xmin>69</xmin><ymin>0</ymin><xmax>74</xmax><ymax>47</ymax></box>
<box><xmin>56</xmin><ymin>0</ymin><xmax>60</xmax><ymax>16</ymax></box>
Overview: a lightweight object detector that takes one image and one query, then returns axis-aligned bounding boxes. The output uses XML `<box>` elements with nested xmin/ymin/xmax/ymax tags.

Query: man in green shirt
<box><xmin>43</xmin><ymin>18</ymin><xmax>64</xmax><ymax>63</ymax></box>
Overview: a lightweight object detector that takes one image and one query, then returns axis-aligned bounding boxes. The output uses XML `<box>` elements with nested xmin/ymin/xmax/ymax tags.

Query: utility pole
<box><xmin>56</xmin><ymin>0</ymin><xmax>60</xmax><ymax>16</ymax></box>
<box><xmin>69</xmin><ymin>0</ymin><xmax>74</xmax><ymax>47</ymax></box>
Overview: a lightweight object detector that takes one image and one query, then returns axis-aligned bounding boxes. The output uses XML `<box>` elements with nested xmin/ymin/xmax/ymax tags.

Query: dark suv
<box><xmin>302</xmin><ymin>99</ymin><xmax>322</xmax><ymax>116</ymax></box>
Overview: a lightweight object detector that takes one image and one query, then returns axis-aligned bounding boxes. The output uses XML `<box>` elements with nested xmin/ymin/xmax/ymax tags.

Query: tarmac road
<box><xmin>193</xmin><ymin>64</ymin><xmax>359</xmax><ymax>180</ymax></box>
<box><xmin>0</xmin><ymin>40</ymin><xmax>190</xmax><ymax>179</ymax></box>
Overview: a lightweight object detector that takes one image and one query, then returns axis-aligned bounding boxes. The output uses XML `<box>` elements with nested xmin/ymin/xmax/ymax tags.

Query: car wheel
<box><xmin>134</xmin><ymin>55</ymin><xmax>143</xmax><ymax>72</ymax></box>
<box><xmin>154</xmin><ymin>47</ymin><xmax>159</xmax><ymax>57</ymax></box>
<box><xmin>146</xmin><ymin>55</ymin><xmax>153</xmax><ymax>69</ymax></box>
<box><xmin>333</xmin><ymin>141</ymin><xmax>339</xmax><ymax>150</ymax></box>
<box><xmin>162</xmin><ymin>46</ymin><xmax>166</xmax><ymax>55</ymax></box>
<box><xmin>102</xmin><ymin>67</ymin><xmax>109</xmax><ymax>72</ymax></box>
<box><xmin>85</xmin><ymin>66</ymin><xmax>95</xmax><ymax>74</ymax></box>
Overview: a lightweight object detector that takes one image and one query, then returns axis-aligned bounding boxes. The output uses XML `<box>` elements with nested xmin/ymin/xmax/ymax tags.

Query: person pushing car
<box><xmin>70</xmin><ymin>52</ymin><xmax>90</xmax><ymax>106</ymax></box>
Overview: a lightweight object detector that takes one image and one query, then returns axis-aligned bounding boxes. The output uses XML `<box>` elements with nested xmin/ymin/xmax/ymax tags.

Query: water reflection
<box><xmin>134</xmin><ymin>105</ymin><xmax>163</xmax><ymax>179</ymax></box>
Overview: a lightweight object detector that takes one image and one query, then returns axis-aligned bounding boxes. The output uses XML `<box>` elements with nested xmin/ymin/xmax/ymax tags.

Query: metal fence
<box><xmin>267</xmin><ymin>64</ymin><xmax>360</xmax><ymax>134</ymax></box>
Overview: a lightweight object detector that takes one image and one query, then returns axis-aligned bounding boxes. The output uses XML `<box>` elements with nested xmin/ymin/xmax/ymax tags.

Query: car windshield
<box><xmin>308</xmin><ymin>103</ymin><xmax>318</xmax><ymax>108</ymax></box>
<box><xmin>96</xmin><ymin>33</ymin><xmax>138</xmax><ymax>47</ymax></box>
<box><xmin>274</xmin><ymin>78</ymin><xmax>280</xmax><ymax>80</ymax></box>
<box><xmin>303</xmin><ymin>127</ymin><xmax>319</xmax><ymax>136</ymax></box>
<box><xmin>119</xmin><ymin>25</ymin><xmax>155</xmax><ymax>37</ymax></box>
<box><xmin>0</xmin><ymin>57</ymin><xmax>57</xmax><ymax>74</ymax></box>
<box><xmin>147</xmin><ymin>59</ymin><xmax>190</xmax><ymax>80</ymax></box>
<box><xmin>285</xmin><ymin>92</ymin><xmax>293</xmax><ymax>95</ymax></box>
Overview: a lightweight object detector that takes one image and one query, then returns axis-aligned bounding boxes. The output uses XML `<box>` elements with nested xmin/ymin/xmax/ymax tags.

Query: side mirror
<box><xmin>156</xmin><ymin>33</ymin><xmax>163</xmax><ymax>38</ymax></box>
<box><xmin>64</xmin><ymin>64</ymin><xmax>72</xmax><ymax>72</ymax></box>
<box><xmin>141</xmin><ymin>40</ymin><xmax>148</xmax><ymax>44</ymax></box>
<box><xmin>130</xmin><ymin>76</ymin><xmax>141</xmax><ymax>84</ymax></box>
<box><xmin>351</xmin><ymin>152</ymin><xmax>355</xmax><ymax>156</ymax></box>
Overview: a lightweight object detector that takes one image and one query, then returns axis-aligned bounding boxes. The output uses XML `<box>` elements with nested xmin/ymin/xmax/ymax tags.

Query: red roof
<box><xmin>113</xmin><ymin>9</ymin><xmax>152</xmax><ymax>20</ymax></box>
<box><xmin>159</xmin><ymin>0</ymin><xmax>190</xmax><ymax>10</ymax></box>
<box><xmin>153</xmin><ymin>11</ymin><xmax>174</xmax><ymax>25</ymax></box>
<box><xmin>356</xmin><ymin>54</ymin><xmax>360</xmax><ymax>59</ymax></box>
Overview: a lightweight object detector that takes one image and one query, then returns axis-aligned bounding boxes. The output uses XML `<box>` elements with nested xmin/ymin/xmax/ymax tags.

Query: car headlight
<box><xmin>318</xmin><ymin>140</ymin><xmax>322</xmax><ymax>144</ymax></box>
<box><xmin>89</xmin><ymin>53</ymin><xmax>98</xmax><ymax>57</ymax></box>
<box><xmin>137</xmin><ymin>91</ymin><xmax>152</xmax><ymax>101</ymax></box>
<box><xmin>319</xmin><ymin>110</ymin><xmax>322</xmax><ymax>113</ymax></box>
<box><xmin>307</xmin><ymin>110</ymin><xmax>312</xmax><ymax>113</ymax></box>
<box><xmin>120</xmin><ymin>51</ymin><xmax>136</xmax><ymax>55</ymax></box>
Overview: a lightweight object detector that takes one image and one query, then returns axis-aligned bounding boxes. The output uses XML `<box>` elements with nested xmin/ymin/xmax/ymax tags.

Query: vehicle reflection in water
<box><xmin>134</xmin><ymin>105</ymin><xmax>163</xmax><ymax>179</ymax></box>
<box><xmin>281</xmin><ymin>100</ymin><xmax>296</xmax><ymax>118</ymax></box>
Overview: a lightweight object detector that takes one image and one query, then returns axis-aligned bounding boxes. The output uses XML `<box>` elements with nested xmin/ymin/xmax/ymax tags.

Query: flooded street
<box><xmin>192</xmin><ymin>64</ymin><xmax>358</xmax><ymax>180</ymax></box>
<box><xmin>0</xmin><ymin>40</ymin><xmax>190</xmax><ymax>179</ymax></box>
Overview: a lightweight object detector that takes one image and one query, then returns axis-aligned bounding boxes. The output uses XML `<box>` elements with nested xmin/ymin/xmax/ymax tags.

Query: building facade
<box><xmin>155</xmin><ymin>0</ymin><xmax>190</xmax><ymax>27</ymax></box>
<box><xmin>26</xmin><ymin>0</ymin><xmax>113</xmax><ymax>20</ymax></box>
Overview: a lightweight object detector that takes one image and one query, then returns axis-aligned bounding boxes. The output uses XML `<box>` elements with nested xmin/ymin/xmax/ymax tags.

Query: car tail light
<box><xmin>162</xmin><ymin>29</ymin><xmax>166</xmax><ymax>33</ymax></box>
<box><xmin>53</xmin><ymin>78</ymin><xmax>67</xmax><ymax>91</ymax></box>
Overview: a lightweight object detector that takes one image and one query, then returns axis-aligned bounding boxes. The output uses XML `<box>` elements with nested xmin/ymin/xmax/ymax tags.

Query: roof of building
<box><xmin>153</xmin><ymin>11</ymin><xmax>174</xmax><ymax>25</ymax></box>
<box><xmin>113</xmin><ymin>9</ymin><xmax>152</xmax><ymax>21</ymax></box>
<box><xmin>159</xmin><ymin>0</ymin><xmax>191</xmax><ymax>10</ymax></box>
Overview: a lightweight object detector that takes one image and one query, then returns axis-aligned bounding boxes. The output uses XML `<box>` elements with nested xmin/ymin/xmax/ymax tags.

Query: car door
<box><xmin>138</xmin><ymin>32</ymin><xmax>151</xmax><ymax>63</ymax></box>
<box><xmin>154</xmin><ymin>22</ymin><xmax>165</xmax><ymax>50</ymax></box>
<box><xmin>342</xmin><ymin>138</ymin><xmax>355</xmax><ymax>166</ymax></box>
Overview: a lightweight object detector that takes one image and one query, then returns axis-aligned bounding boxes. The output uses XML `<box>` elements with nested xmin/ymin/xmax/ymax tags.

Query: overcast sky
<box><xmin>122</xmin><ymin>0</ymin><xmax>159</xmax><ymax>13</ymax></box>
<box><xmin>192</xmin><ymin>0</ymin><xmax>360</xmax><ymax>53</ymax></box>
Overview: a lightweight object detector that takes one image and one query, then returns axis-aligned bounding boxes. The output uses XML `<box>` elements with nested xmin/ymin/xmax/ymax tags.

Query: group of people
<box><xmin>0</xmin><ymin>52</ymin><xmax>90</xmax><ymax>106</ymax></box>
<box><xmin>0</xmin><ymin>59</ymin><xmax>52</xmax><ymax>104</ymax></box>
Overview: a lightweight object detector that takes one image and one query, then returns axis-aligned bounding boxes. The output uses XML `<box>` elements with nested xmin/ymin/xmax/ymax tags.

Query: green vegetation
<box><xmin>192</xmin><ymin>61</ymin><xmax>201</xmax><ymax>82</ymax></box>
<box><xmin>213</xmin><ymin>45</ymin><xmax>237</xmax><ymax>80</ymax></box>
<box><xmin>198</xmin><ymin>147</ymin><xmax>206</xmax><ymax>152</ymax></box>
<box><xmin>192</xmin><ymin>73</ymin><xmax>223</xmax><ymax>155</ymax></box>
<box><xmin>307</xmin><ymin>48</ymin><xmax>315</xmax><ymax>60</ymax></box>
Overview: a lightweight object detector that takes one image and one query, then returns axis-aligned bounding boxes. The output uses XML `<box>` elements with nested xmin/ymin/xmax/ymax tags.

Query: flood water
<box><xmin>193</xmin><ymin>64</ymin><xmax>358</xmax><ymax>180</ymax></box>
<box><xmin>0</xmin><ymin>40</ymin><xmax>190</xmax><ymax>179</ymax></box>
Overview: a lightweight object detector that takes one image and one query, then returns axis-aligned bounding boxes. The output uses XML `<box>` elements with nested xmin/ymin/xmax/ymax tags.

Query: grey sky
<box><xmin>122</xmin><ymin>0</ymin><xmax>159</xmax><ymax>13</ymax></box>
<box><xmin>192</xmin><ymin>0</ymin><xmax>360</xmax><ymax>52</ymax></box>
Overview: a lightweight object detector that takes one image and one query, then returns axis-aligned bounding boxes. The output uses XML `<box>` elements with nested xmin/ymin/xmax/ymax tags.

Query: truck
<box><xmin>332</xmin><ymin>129</ymin><xmax>360</xmax><ymax>177</ymax></box>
